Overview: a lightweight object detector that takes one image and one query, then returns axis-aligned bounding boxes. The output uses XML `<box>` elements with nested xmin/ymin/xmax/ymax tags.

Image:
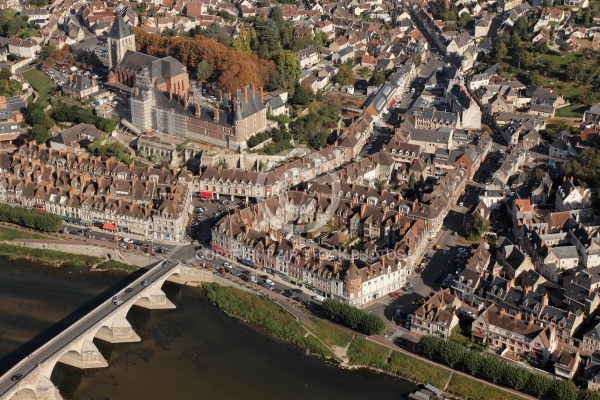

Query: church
<box><xmin>104</xmin><ymin>15</ymin><xmax>267</xmax><ymax>151</ymax></box>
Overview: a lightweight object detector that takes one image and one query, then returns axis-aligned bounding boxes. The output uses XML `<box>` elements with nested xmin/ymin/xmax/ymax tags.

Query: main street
<box><xmin>0</xmin><ymin>260</ymin><xmax>177</xmax><ymax>398</ymax></box>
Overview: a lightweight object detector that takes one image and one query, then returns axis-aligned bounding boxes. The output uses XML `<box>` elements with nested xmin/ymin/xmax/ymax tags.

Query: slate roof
<box><xmin>108</xmin><ymin>13</ymin><xmax>132</xmax><ymax>39</ymax></box>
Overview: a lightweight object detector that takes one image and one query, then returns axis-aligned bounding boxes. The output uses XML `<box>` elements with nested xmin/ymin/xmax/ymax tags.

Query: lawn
<box><xmin>309</xmin><ymin>317</ymin><xmax>354</xmax><ymax>347</ymax></box>
<box><xmin>0</xmin><ymin>226</ymin><xmax>47</xmax><ymax>241</ymax></box>
<box><xmin>555</xmin><ymin>104</ymin><xmax>587</xmax><ymax>118</ymax></box>
<box><xmin>22</xmin><ymin>68</ymin><xmax>56</xmax><ymax>105</ymax></box>
<box><xmin>446</xmin><ymin>374</ymin><xmax>525</xmax><ymax>400</ymax></box>
<box><xmin>347</xmin><ymin>337</ymin><xmax>391</xmax><ymax>370</ymax></box>
<box><xmin>387</xmin><ymin>350</ymin><xmax>452</xmax><ymax>388</ymax></box>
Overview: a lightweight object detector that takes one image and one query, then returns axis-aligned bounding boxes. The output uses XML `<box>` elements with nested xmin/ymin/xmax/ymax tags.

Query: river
<box><xmin>0</xmin><ymin>259</ymin><xmax>417</xmax><ymax>399</ymax></box>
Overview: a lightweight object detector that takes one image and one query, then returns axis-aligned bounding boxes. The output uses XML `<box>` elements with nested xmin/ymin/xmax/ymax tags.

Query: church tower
<box><xmin>107</xmin><ymin>14</ymin><xmax>135</xmax><ymax>70</ymax></box>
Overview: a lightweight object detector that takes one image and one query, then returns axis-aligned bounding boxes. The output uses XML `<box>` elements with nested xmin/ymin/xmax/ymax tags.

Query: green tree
<box><xmin>370</xmin><ymin>70</ymin><xmax>386</xmax><ymax>86</ymax></box>
<box><xmin>308</xmin><ymin>131</ymin><xmax>328</xmax><ymax>150</ymax></box>
<box><xmin>359</xmin><ymin>67</ymin><xmax>371</xmax><ymax>79</ymax></box>
<box><xmin>494</xmin><ymin>42</ymin><xmax>507</xmax><ymax>63</ymax></box>
<box><xmin>559</xmin><ymin>41</ymin><xmax>570</xmax><ymax>52</ymax></box>
<box><xmin>252</xmin><ymin>17</ymin><xmax>280</xmax><ymax>58</ymax></box>
<box><xmin>0</xmin><ymin>68</ymin><xmax>10</xmax><ymax>80</ymax></box>
<box><xmin>272</xmin><ymin>50</ymin><xmax>301</xmax><ymax>91</ymax></box>
<box><xmin>408</xmin><ymin>173</ymin><xmax>418</xmax><ymax>191</ymax></box>
<box><xmin>231</xmin><ymin>27</ymin><xmax>253</xmax><ymax>53</ymax></box>
<box><xmin>481</xmin><ymin>355</ymin><xmax>505</xmax><ymax>383</ymax></box>
<box><xmin>29</xmin><ymin>125</ymin><xmax>50</xmax><ymax>144</ymax></box>
<box><xmin>438</xmin><ymin>340</ymin><xmax>465</xmax><ymax>367</ymax></box>
<box><xmin>578</xmin><ymin>391</ymin><xmax>600</xmax><ymax>400</ymax></box>
<box><xmin>525</xmin><ymin>373</ymin><xmax>552</xmax><ymax>398</ymax></box>
<box><xmin>461</xmin><ymin>350</ymin><xmax>482</xmax><ymax>375</ymax></box>
<box><xmin>195</xmin><ymin>60</ymin><xmax>213</xmax><ymax>82</ymax></box>
<box><xmin>314</xmin><ymin>31</ymin><xmax>327</xmax><ymax>51</ymax></box>
<box><xmin>550</xmin><ymin>381</ymin><xmax>578</xmax><ymax>400</ymax></box>
<box><xmin>291</xmin><ymin>83</ymin><xmax>310</xmax><ymax>105</ymax></box>
<box><xmin>501</xmin><ymin>365</ymin><xmax>528</xmax><ymax>390</ymax></box>
<box><xmin>336</xmin><ymin>64</ymin><xmax>354</xmax><ymax>86</ymax></box>
<box><xmin>418</xmin><ymin>335</ymin><xmax>441</xmax><ymax>359</ymax></box>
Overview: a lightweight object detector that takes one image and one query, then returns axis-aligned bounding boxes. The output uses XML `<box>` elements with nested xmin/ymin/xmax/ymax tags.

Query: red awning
<box><xmin>210</xmin><ymin>244</ymin><xmax>230</xmax><ymax>256</ymax></box>
<box><xmin>199</xmin><ymin>191</ymin><xmax>213</xmax><ymax>200</ymax></box>
<box><xmin>102</xmin><ymin>222</ymin><xmax>117</xmax><ymax>231</ymax></box>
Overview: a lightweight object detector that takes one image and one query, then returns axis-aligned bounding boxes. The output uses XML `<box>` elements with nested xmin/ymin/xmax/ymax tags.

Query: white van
<box><xmin>265</xmin><ymin>279</ymin><xmax>274</xmax><ymax>286</ymax></box>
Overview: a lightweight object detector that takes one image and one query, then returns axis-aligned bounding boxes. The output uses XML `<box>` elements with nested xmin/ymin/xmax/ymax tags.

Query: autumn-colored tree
<box><xmin>134</xmin><ymin>29</ymin><xmax>274</xmax><ymax>93</ymax></box>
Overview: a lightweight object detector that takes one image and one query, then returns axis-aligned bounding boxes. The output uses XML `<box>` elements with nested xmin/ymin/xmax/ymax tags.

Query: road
<box><xmin>0</xmin><ymin>260</ymin><xmax>178</xmax><ymax>398</ymax></box>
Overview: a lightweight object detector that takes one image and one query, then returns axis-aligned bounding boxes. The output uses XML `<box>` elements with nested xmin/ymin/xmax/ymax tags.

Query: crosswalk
<box><xmin>379</xmin><ymin>297</ymin><xmax>396</xmax><ymax>306</ymax></box>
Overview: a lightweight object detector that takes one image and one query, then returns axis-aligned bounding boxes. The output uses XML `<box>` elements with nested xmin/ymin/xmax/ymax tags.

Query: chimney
<box><xmin>243</xmin><ymin>86</ymin><xmax>248</xmax><ymax>102</ymax></box>
<box><xmin>259</xmin><ymin>86</ymin><xmax>264</xmax><ymax>102</ymax></box>
<box><xmin>498</xmin><ymin>307</ymin><xmax>505</xmax><ymax>316</ymax></box>
<box><xmin>169</xmin><ymin>88</ymin><xmax>173</xmax><ymax>100</ymax></box>
<box><xmin>514</xmin><ymin>310</ymin><xmax>522</xmax><ymax>321</ymax></box>
<box><xmin>542</xmin><ymin>293</ymin><xmax>549</xmax><ymax>306</ymax></box>
<box><xmin>214</xmin><ymin>107</ymin><xmax>219</xmax><ymax>122</ymax></box>
<box><xmin>563</xmin><ymin>176</ymin><xmax>567</xmax><ymax>183</ymax></box>
<box><xmin>251</xmin><ymin>82</ymin><xmax>256</xmax><ymax>96</ymax></box>
<box><xmin>570</xmin><ymin>176</ymin><xmax>574</xmax><ymax>183</ymax></box>
<box><xmin>91</xmin><ymin>78</ymin><xmax>96</xmax><ymax>87</ymax></box>
<box><xmin>195</xmin><ymin>103</ymin><xmax>200</xmax><ymax>117</ymax></box>
<box><xmin>184</xmin><ymin>96</ymin><xmax>188</xmax><ymax>109</ymax></box>
<box><xmin>69</xmin><ymin>75</ymin><xmax>73</xmax><ymax>83</ymax></box>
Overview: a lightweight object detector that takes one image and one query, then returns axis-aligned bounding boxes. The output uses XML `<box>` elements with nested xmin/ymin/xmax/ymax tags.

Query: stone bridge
<box><xmin>0</xmin><ymin>262</ymin><xmax>213</xmax><ymax>400</ymax></box>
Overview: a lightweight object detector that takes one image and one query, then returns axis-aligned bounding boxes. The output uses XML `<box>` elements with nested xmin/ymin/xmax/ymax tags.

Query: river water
<box><xmin>0</xmin><ymin>259</ymin><xmax>417</xmax><ymax>400</ymax></box>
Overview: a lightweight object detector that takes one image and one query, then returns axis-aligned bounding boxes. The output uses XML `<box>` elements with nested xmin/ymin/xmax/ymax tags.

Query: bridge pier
<box><xmin>11</xmin><ymin>376</ymin><xmax>64</xmax><ymax>400</ymax></box>
<box><xmin>134</xmin><ymin>288</ymin><xmax>176</xmax><ymax>310</ymax></box>
<box><xmin>95</xmin><ymin>316</ymin><xmax>141</xmax><ymax>344</ymax></box>
<box><xmin>58</xmin><ymin>340</ymin><xmax>108</xmax><ymax>370</ymax></box>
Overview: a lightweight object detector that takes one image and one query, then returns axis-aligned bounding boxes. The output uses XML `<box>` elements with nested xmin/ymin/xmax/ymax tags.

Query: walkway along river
<box><xmin>0</xmin><ymin>259</ymin><xmax>417</xmax><ymax>399</ymax></box>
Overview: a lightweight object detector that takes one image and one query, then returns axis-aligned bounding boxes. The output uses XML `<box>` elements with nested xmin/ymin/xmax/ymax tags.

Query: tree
<box><xmin>494</xmin><ymin>42</ymin><xmax>507</xmax><ymax>63</ymax></box>
<box><xmin>291</xmin><ymin>83</ymin><xmax>310</xmax><ymax>105</ymax></box>
<box><xmin>408</xmin><ymin>172</ymin><xmax>418</xmax><ymax>192</ymax></box>
<box><xmin>501</xmin><ymin>365</ymin><xmax>528</xmax><ymax>391</ymax></box>
<box><xmin>550</xmin><ymin>381</ymin><xmax>578</xmax><ymax>400</ymax></box>
<box><xmin>418</xmin><ymin>335</ymin><xmax>441</xmax><ymax>359</ymax></box>
<box><xmin>201</xmin><ymin>23</ymin><xmax>231</xmax><ymax>46</ymax></box>
<box><xmin>461</xmin><ymin>350</ymin><xmax>482</xmax><ymax>375</ymax></box>
<box><xmin>577</xmin><ymin>391</ymin><xmax>600</xmax><ymax>400</ymax></box>
<box><xmin>308</xmin><ymin>131</ymin><xmax>328</xmax><ymax>150</ymax></box>
<box><xmin>438</xmin><ymin>340</ymin><xmax>465</xmax><ymax>367</ymax></box>
<box><xmin>370</xmin><ymin>70</ymin><xmax>386</xmax><ymax>86</ymax></box>
<box><xmin>252</xmin><ymin>17</ymin><xmax>281</xmax><ymax>58</ymax></box>
<box><xmin>559</xmin><ymin>41</ymin><xmax>570</xmax><ymax>52</ymax></box>
<box><xmin>336</xmin><ymin>64</ymin><xmax>354</xmax><ymax>86</ymax></box>
<box><xmin>514</xmin><ymin>16</ymin><xmax>529</xmax><ymax>40</ymax></box>
<box><xmin>0</xmin><ymin>68</ymin><xmax>10</xmax><ymax>80</ymax></box>
<box><xmin>481</xmin><ymin>355</ymin><xmax>506</xmax><ymax>382</ymax></box>
<box><xmin>272</xmin><ymin>50</ymin><xmax>301</xmax><ymax>91</ymax></box>
<box><xmin>525</xmin><ymin>373</ymin><xmax>551</xmax><ymax>398</ymax></box>
<box><xmin>195</xmin><ymin>60</ymin><xmax>213</xmax><ymax>82</ymax></box>
<box><xmin>29</xmin><ymin>125</ymin><xmax>50</xmax><ymax>144</ymax></box>
<box><xmin>359</xmin><ymin>67</ymin><xmax>371</xmax><ymax>79</ymax></box>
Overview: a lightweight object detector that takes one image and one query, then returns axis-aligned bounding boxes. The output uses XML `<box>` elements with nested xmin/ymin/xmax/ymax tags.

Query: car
<box><xmin>115</xmin><ymin>300</ymin><xmax>123</xmax><ymax>306</ymax></box>
<box><xmin>240</xmin><ymin>275</ymin><xmax>249</xmax><ymax>282</ymax></box>
<box><xmin>394</xmin><ymin>338</ymin><xmax>405</xmax><ymax>346</ymax></box>
<box><xmin>453</xmin><ymin>232</ymin><xmax>458</xmax><ymax>236</ymax></box>
<box><xmin>299</xmin><ymin>244</ymin><xmax>306</xmax><ymax>249</ymax></box>
<box><xmin>231</xmin><ymin>271</ymin><xmax>241</xmax><ymax>277</ymax></box>
<box><xmin>459</xmin><ymin>202</ymin><xmax>464</xmax><ymax>207</ymax></box>
<box><xmin>272</xmin><ymin>288</ymin><xmax>283</xmax><ymax>294</ymax></box>
<box><xmin>11</xmin><ymin>374</ymin><xmax>22</xmax><ymax>381</ymax></box>
<box><xmin>125</xmin><ymin>288</ymin><xmax>133</xmax><ymax>293</ymax></box>
<box><xmin>112</xmin><ymin>296</ymin><xmax>121</xmax><ymax>302</ymax></box>
<box><xmin>142</xmin><ymin>280</ymin><xmax>150</xmax><ymax>286</ymax></box>
<box><xmin>223</xmin><ymin>262</ymin><xmax>232</xmax><ymax>269</ymax></box>
<box><xmin>283</xmin><ymin>290</ymin><xmax>294</xmax><ymax>298</ymax></box>
<box><xmin>306</xmin><ymin>238</ymin><xmax>314</xmax><ymax>243</ymax></box>
<box><xmin>265</xmin><ymin>279</ymin><xmax>275</xmax><ymax>286</ymax></box>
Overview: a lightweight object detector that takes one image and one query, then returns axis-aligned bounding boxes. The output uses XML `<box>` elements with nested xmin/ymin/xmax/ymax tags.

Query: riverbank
<box><xmin>0</xmin><ymin>242</ymin><xmax>136</xmax><ymax>272</ymax></box>
<box><xmin>202</xmin><ymin>282</ymin><xmax>535</xmax><ymax>400</ymax></box>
